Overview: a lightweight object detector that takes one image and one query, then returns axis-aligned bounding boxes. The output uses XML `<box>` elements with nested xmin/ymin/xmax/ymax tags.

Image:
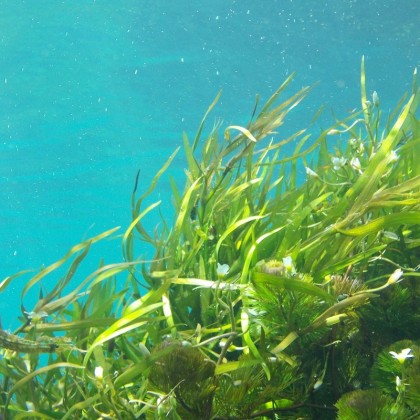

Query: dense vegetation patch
<box><xmin>1</xmin><ymin>59</ymin><xmax>419</xmax><ymax>419</ymax></box>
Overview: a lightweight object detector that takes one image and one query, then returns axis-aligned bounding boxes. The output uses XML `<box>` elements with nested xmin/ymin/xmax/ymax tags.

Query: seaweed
<box><xmin>0</xmin><ymin>58</ymin><xmax>419</xmax><ymax>418</ymax></box>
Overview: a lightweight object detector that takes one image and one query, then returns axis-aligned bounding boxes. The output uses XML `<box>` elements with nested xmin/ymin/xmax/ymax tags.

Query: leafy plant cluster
<box><xmin>1</xmin><ymin>58</ymin><xmax>419</xmax><ymax>419</ymax></box>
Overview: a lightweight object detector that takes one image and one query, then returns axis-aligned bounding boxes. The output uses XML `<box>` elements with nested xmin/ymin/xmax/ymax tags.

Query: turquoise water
<box><xmin>1</xmin><ymin>1</ymin><xmax>418</xmax><ymax>327</ymax></box>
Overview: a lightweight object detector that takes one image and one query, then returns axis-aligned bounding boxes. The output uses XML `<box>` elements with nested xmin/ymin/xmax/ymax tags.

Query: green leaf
<box><xmin>337</xmin><ymin>212</ymin><xmax>420</xmax><ymax>237</ymax></box>
<box><xmin>252</xmin><ymin>272</ymin><xmax>335</xmax><ymax>303</ymax></box>
<box><xmin>214</xmin><ymin>358</ymin><xmax>261</xmax><ymax>375</ymax></box>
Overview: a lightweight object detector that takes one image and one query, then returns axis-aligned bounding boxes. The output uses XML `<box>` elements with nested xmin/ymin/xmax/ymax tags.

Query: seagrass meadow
<box><xmin>1</xmin><ymin>59</ymin><xmax>420</xmax><ymax>419</ymax></box>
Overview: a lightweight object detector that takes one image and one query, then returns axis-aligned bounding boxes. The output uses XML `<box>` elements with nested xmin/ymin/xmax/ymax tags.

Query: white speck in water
<box><xmin>180</xmin><ymin>57</ymin><xmax>184</xmax><ymax>63</ymax></box>
<box><xmin>134</xmin><ymin>69</ymin><xmax>138</xmax><ymax>75</ymax></box>
<box><xmin>4</xmin><ymin>78</ymin><xmax>7</xmax><ymax>84</ymax></box>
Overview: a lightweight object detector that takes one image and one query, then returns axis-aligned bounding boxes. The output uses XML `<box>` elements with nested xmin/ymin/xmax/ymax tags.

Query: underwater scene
<box><xmin>1</xmin><ymin>1</ymin><xmax>419</xmax><ymax>419</ymax></box>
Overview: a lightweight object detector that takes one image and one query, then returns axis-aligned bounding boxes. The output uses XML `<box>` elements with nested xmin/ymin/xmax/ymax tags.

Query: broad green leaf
<box><xmin>214</xmin><ymin>358</ymin><xmax>261</xmax><ymax>375</ymax></box>
<box><xmin>337</xmin><ymin>212</ymin><xmax>420</xmax><ymax>236</ymax></box>
<box><xmin>252</xmin><ymin>272</ymin><xmax>335</xmax><ymax>303</ymax></box>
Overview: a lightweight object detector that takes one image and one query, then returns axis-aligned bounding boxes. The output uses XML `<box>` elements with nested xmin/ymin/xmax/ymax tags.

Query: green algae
<box><xmin>0</xmin><ymin>60</ymin><xmax>419</xmax><ymax>419</ymax></box>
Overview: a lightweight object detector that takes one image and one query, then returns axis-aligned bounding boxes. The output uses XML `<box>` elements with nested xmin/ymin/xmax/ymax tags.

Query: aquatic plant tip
<box><xmin>217</xmin><ymin>263</ymin><xmax>230</xmax><ymax>279</ymax></box>
<box><xmin>282</xmin><ymin>256</ymin><xmax>296</xmax><ymax>276</ymax></box>
<box><xmin>395</xmin><ymin>376</ymin><xmax>408</xmax><ymax>393</ymax></box>
<box><xmin>94</xmin><ymin>366</ymin><xmax>104</xmax><ymax>380</ymax></box>
<box><xmin>387</xmin><ymin>268</ymin><xmax>403</xmax><ymax>285</ymax></box>
<box><xmin>350</xmin><ymin>157</ymin><xmax>362</xmax><ymax>173</ymax></box>
<box><xmin>25</xmin><ymin>310</ymin><xmax>48</xmax><ymax>324</ymax></box>
<box><xmin>26</xmin><ymin>401</ymin><xmax>35</xmax><ymax>412</ymax></box>
<box><xmin>331</xmin><ymin>156</ymin><xmax>346</xmax><ymax>171</ymax></box>
<box><xmin>305</xmin><ymin>167</ymin><xmax>319</xmax><ymax>179</ymax></box>
<box><xmin>389</xmin><ymin>348</ymin><xmax>414</xmax><ymax>364</ymax></box>
<box><xmin>388</xmin><ymin>150</ymin><xmax>399</xmax><ymax>164</ymax></box>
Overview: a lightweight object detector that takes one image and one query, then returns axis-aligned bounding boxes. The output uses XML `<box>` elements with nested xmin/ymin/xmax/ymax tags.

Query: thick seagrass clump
<box><xmin>0</xmin><ymin>59</ymin><xmax>419</xmax><ymax>418</ymax></box>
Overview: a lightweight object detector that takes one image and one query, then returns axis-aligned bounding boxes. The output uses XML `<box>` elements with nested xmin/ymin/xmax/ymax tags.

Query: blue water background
<box><xmin>1</xmin><ymin>0</ymin><xmax>418</xmax><ymax>328</ymax></box>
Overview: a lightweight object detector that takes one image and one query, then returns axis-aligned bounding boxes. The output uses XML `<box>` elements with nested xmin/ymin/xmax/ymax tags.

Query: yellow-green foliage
<box><xmin>0</xmin><ymin>59</ymin><xmax>419</xmax><ymax>419</ymax></box>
